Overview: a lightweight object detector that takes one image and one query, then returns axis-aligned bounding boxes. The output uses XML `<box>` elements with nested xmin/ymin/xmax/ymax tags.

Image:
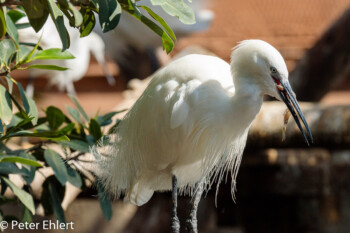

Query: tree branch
<box><xmin>247</xmin><ymin>102</ymin><xmax>350</xmax><ymax>149</ymax></box>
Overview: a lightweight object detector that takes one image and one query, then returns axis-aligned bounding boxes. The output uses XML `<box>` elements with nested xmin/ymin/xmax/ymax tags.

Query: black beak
<box><xmin>272</xmin><ymin>75</ymin><xmax>313</xmax><ymax>146</ymax></box>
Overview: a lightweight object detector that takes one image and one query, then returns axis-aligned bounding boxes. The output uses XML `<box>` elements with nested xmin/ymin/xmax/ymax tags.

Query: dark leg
<box><xmin>171</xmin><ymin>175</ymin><xmax>180</xmax><ymax>233</ymax></box>
<box><xmin>26</xmin><ymin>75</ymin><xmax>35</xmax><ymax>98</ymax></box>
<box><xmin>185</xmin><ymin>181</ymin><xmax>204</xmax><ymax>233</ymax></box>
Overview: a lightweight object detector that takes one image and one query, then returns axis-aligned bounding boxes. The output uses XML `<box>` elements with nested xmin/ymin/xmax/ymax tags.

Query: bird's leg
<box><xmin>185</xmin><ymin>180</ymin><xmax>204</xmax><ymax>233</ymax></box>
<box><xmin>26</xmin><ymin>74</ymin><xmax>35</xmax><ymax>98</ymax></box>
<box><xmin>94</xmin><ymin>52</ymin><xmax>116</xmax><ymax>86</ymax></box>
<box><xmin>66</xmin><ymin>81</ymin><xmax>77</xmax><ymax>97</ymax></box>
<box><xmin>171</xmin><ymin>175</ymin><xmax>180</xmax><ymax>233</ymax></box>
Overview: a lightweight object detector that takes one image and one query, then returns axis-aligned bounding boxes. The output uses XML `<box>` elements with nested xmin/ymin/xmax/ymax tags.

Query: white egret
<box><xmin>18</xmin><ymin>18</ymin><xmax>115</xmax><ymax>97</ymax></box>
<box><xmin>92</xmin><ymin>40</ymin><xmax>313</xmax><ymax>233</ymax></box>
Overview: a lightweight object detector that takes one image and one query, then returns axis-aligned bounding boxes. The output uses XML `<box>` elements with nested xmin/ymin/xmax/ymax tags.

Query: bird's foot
<box><xmin>171</xmin><ymin>216</ymin><xmax>180</xmax><ymax>233</ymax></box>
<box><xmin>185</xmin><ymin>217</ymin><xmax>198</xmax><ymax>233</ymax></box>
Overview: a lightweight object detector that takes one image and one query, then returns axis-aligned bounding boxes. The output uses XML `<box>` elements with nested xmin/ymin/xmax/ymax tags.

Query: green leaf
<box><xmin>33</xmin><ymin>119</ymin><xmax>49</xmax><ymax>131</ymax></box>
<box><xmin>98</xmin><ymin>0</ymin><xmax>122</xmax><ymax>33</ymax></box>
<box><xmin>88</xmin><ymin>0</ymin><xmax>99</xmax><ymax>12</ymax></box>
<box><xmin>123</xmin><ymin>7</ymin><xmax>174</xmax><ymax>53</ymax></box>
<box><xmin>139</xmin><ymin>5</ymin><xmax>176</xmax><ymax>42</ymax></box>
<box><xmin>97</xmin><ymin>110</ymin><xmax>126</xmax><ymax>126</ymax></box>
<box><xmin>19</xmin><ymin>42</ymin><xmax>44</xmax><ymax>50</ymax></box>
<box><xmin>68</xmin><ymin>2</ymin><xmax>83</xmax><ymax>27</ymax></box>
<box><xmin>0</xmin><ymin>156</ymin><xmax>43</xmax><ymax>167</ymax></box>
<box><xmin>18</xmin><ymin>45</ymin><xmax>31</xmax><ymax>63</ymax></box>
<box><xmin>7</xmin><ymin>130</ymin><xmax>69</xmax><ymax>141</ymax></box>
<box><xmin>41</xmin><ymin>176</ymin><xmax>66</xmax><ymax>224</ymax></box>
<box><xmin>17</xmin><ymin>83</ymin><xmax>38</xmax><ymax>125</ymax></box>
<box><xmin>2</xmin><ymin>117</ymin><xmax>32</xmax><ymax>141</ymax></box>
<box><xmin>22</xmin><ymin>0</ymin><xmax>49</xmax><ymax>32</ymax></box>
<box><xmin>46</xmin><ymin>106</ymin><xmax>65</xmax><ymax>130</ymax></box>
<box><xmin>15</xmin><ymin>22</ymin><xmax>31</xmax><ymax>30</ymax></box>
<box><xmin>141</xmin><ymin>15</ymin><xmax>174</xmax><ymax>53</ymax></box>
<box><xmin>97</xmin><ymin>183</ymin><xmax>113</xmax><ymax>220</ymax></box>
<box><xmin>44</xmin><ymin>149</ymin><xmax>68</xmax><ymax>186</ymax></box>
<box><xmin>18</xmin><ymin>152</ymin><xmax>37</xmax><ymax>184</ymax></box>
<box><xmin>8</xmin><ymin>96</ymin><xmax>27</xmax><ymax>120</ymax></box>
<box><xmin>56</xmin><ymin>0</ymin><xmax>69</xmax><ymax>8</ymax></box>
<box><xmin>79</xmin><ymin>7</ymin><xmax>96</xmax><ymax>37</ymax></box>
<box><xmin>7</xmin><ymin>9</ymin><xmax>26</xmax><ymax>23</ymax></box>
<box><xmin>1</xmin><ymin>177</ymin><xmax>35</xmax><ymax>214</ymax></box>
<box><xmin>107</xmin><ymin>119</ymin><xmax>121</xmax><ymax>134</ymax></box>
<box><xmin>89</xmin><ymin>119</ymin><xmax>102</xmax><ymax>142</ymax></box>
<box><xmin>20</xmin><ymin>33</ymin><xmax>42</xmax><ymax>64</ymax></box>
<box><xmin>0</xmin><ymin>84</ymin><xmax>13</xmax><ymax>123</ymax></box>
<box><xmin>150</xmin><ymin>0</ymin><xmax>195</xmax><ymax>24</ymax></box>
<box><xmin>29</xmin><ymin>48</ymin><xmax>75</xmax><ymax>61</ymax></box>
<box><xmin>6</xmin><ymin>114</ymin><xmax>29</xmax><ymax>130</ymax></box>
<box><xmin>66</xmin><ymin>165</ymin><xmax>82</xmax><ymax>188</ymax></box>
<box><xmin>5</xmin><ymin>75</ymin><xmax>15</xmax><ymax>94</ymax></box>
<box><xmin>59</xmin><ymin>140</ymin><xmax>90</xmax><ymax>153</ymax></box>
<box><xmin>66</xmin><ymin>106</ymin><xmax>81</xmax><ymax>123</ymax></box>
<box><xmin>47</xmin><ymin>0</ymin><xmax>70</xmax><ymax>51</ymax></box>
<box><xmin>0</xmin><ymin>39</ymin><xmax>16</xmax><ymax>66</ymax></box>
<box><xmin>69</xmin><ymin>95</ymin><xmax>89</xmax><ymax>121</ymax></box>
<box><xmin>57</xmin><ymin>0</ymin><xmax>83</xmax><ymax>27</ymax></box>
<box><xmin>0</xmin><ymin>119</ymin><xmax>3</xmax><ymax>134</ymax></box>
<box><xmin>118</xmin><ymin>0</ymin><xmax>141</xmax><ymax>15</ymax></box>
<box><xmin>5</xmin><ymin>13</ymin><xmax>19</xmax><ymax>42</ymax></box>
<box><xmin>21</xmin><ymin>205</ymin><xmax>34</xmax><ymax>223</ymax></box>
<box><xmin>0</xmin><ymin>8</ymin><xmax>6</xmax><ymax>38</ymax></box>
<box><xmin>1</xmin><ymin>178</ymin><xmax>8</xmax><ymax>195</ymax></box>
<box><xmin>59</xmin><ymin>122</ymin><xmax>75</xmax><ymax>134</ymax></box>
<box><xmin>25</xmin><ymin>64</ymin><xmax>68</xmax><ymax>71</ymax></box>
<box><xmin>0</xmin><ymin>162</ymin><xmax>26</xmax><ymax>175</ymax></box>
<box><xmin>22</xmin><ymin>117</ymin><xmax>46</xmax><ymax>130</ymax></box>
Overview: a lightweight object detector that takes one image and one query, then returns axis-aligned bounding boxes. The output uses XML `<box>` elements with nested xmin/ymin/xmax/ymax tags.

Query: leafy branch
<box><xmin>0</xmin><ymin>0</ymin><xmax>195</xmax><ymax>227</ymax></box>
<box><xmin>1</xmin><ymin>0</ymin><xmax>195</xmax><ymax>53</ymax></box>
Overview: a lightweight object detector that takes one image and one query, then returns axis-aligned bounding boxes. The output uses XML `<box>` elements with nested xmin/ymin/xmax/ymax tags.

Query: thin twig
<box><xmin>71</xmin><ymin>160</ymin><xmax>95</xmax><ymax>183</ymax></box>
<box><xmin>67</xmin><ymin>152</ymin><xmax>85</xmax><ymax>161</ymax></box>
<box><xmin>26</xmin><ymin>142</ymin><xmax>44</xmax><ymax>152</ymax></box>
<box><xmin>76</xmin><ymin>159</ymin><xmax>93</xmax><ymax>163</ymax></box>
<box><xmin>37</xmin><ymin>169</ymin><xmax>47</xmax><ymax>179</ymax></box>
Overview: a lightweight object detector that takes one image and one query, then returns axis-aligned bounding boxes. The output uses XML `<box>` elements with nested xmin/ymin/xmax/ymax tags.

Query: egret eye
<box><xmin>270</xmin><ymin>67</ymin><xmax>277</xmax><ymax>73</ymax></box>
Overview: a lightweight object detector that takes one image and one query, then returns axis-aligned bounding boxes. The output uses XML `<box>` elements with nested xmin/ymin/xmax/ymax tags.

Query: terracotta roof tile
<box><xmin>173</xmin><ymin>0</ymin><xmax>350</xmax><ymax>71</ymax></box>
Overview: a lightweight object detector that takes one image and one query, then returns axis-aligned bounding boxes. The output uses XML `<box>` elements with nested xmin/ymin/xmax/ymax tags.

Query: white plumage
<box><xmin>92</xmin><ymin>40</ymin><xmax>312</xmax><ymax>207</ymax></box>
<box><xmin>18</xmin><ymin>17</ymin><xmax>115</xmax><ymax>96</ymax></box>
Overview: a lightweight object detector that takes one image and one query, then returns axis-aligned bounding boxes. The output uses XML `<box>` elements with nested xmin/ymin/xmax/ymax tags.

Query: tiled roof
<box><xmin>173</xmin><ymin>0</ymin><xmax>350</xmax><ymax>71</ymax></box>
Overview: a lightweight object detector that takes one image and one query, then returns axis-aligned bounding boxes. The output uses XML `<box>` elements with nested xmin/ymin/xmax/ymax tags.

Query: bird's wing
<box><xmin>170</xmin><ymin>79</ymin><xmax>204</xmax><ymax>129</ymax></box>
<box><xmin>170</xmin><ymin>79</ymin><xmax>233</xmax><ymax>132</ymax></box>
<box><xmin>170</xmin><ymin>91</ymin><xmax>189</xmax><ymax>129</ymax></box>
<box><xmin>150</xmin><ymin>54</ymin><xmax>233</xmax><ymax>129</ymax></box>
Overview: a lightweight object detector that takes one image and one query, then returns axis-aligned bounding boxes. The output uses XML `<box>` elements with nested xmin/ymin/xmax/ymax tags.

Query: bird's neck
<box><xmin>228</xmin><ymin>81</ymin><xmax>264</xmax><ymax>136</ymax></box>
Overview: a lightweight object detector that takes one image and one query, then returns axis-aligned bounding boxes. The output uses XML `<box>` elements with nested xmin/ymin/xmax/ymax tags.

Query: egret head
<box><xmin>231</xmin><ymin>39</ymin><xmax>313</xmax><ymax>145</ymax></box>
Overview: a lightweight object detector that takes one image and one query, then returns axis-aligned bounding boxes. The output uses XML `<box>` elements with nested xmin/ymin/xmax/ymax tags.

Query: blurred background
<box><xmin>6</xmin><ymin>0</ymin><xmax>350</xmax><ymax>232</ymax></box>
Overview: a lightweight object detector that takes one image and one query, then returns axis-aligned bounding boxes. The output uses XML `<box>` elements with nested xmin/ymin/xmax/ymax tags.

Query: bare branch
<box><xmin>248</xmin><ymin>102</ymin><xmax>350</xmax><ymax>148</ymax></box>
